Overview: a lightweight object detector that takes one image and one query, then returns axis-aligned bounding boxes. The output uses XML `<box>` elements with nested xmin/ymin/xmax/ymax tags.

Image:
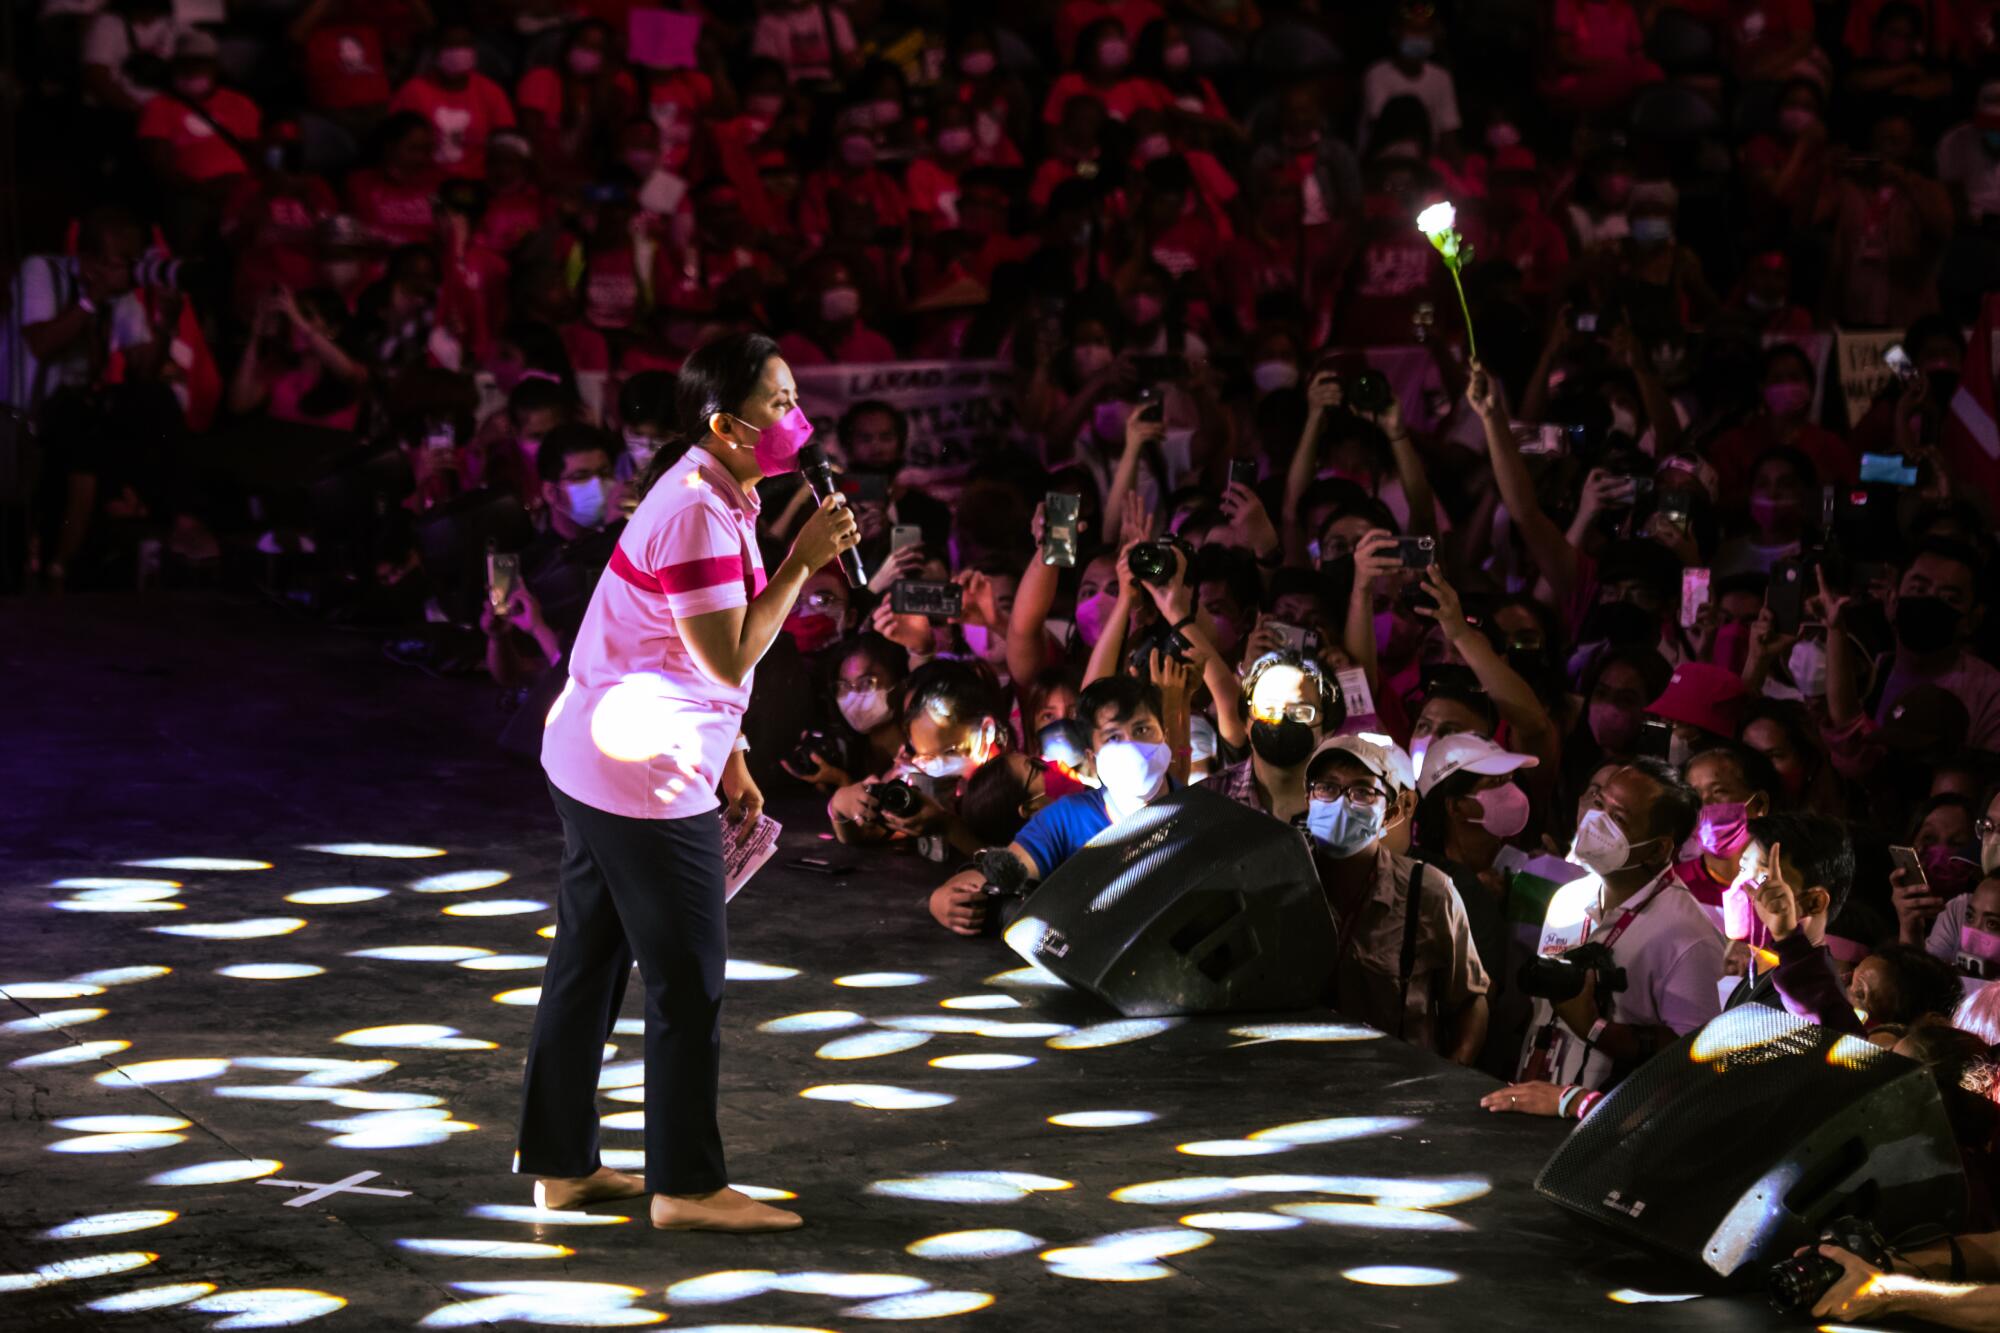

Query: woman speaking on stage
<box><xmin>516</xmin><ymin>331</ymin><xmax>857</xmax><ymax>1233</ymax></box>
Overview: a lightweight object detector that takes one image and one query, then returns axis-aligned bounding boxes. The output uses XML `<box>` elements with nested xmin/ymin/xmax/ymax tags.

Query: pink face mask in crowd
<box><xmin>732</xmin><ymin>406</ymin><xmax>814</xmax><ymax>476</ymax></box>
<box><xmin>1074</xmin><ymin>591</ymin><xmax>1118</xmax><ymax>647</ymax></box>
<box><xmin>959</xmin><ymin>50</ymin><xmax>996</xmax><ymax>77</ymax></box>
<box><xmin>1471</xmin><ymin>783</ymin><xmax>1532</xmax><ymax>839</ymax></box>
<box><xmin>784</xmin><ymin>606</ymin><xmax>844</xmax><ymax>653</ymax></box>
<box><xmin>568</xmin><ymin>47</ymin><xmax>604</xmax><ymax>75</ymax></box>
<box><xmin>1696</xmin><ymin>801</ymin><xmax>1752</xmax><ymax>857</ymax></box>
<box><xmin>437</xmin><ymin>46</ymin><xmax>477</xmax><ymax>77</ymax></box>
<box><xmin>1763</xmin><ymin>381</ymin><xmax>1811</xmax><ymax>417</ymax></box>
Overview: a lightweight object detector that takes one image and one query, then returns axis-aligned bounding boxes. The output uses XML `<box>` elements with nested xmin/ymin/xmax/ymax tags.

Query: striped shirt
<box><xmin>542</xmin><ymin>448</ymin><xmax>767</xmax><ymax>819</ymax></box>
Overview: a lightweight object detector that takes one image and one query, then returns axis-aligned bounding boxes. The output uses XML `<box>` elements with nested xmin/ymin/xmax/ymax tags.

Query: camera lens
<box><xmin>1766</xmin><ymin>1253</ymin><xmax>1840</xmax><ymax>1313</ymax></box>
<box><xmin>1127</xmin><ymin>541</ymin><xmax>1172</xmax><ymax>586</ymax></box>
<box><xmin>874</xmin><ymin>780</ymin><xmax>920</xmax><ymax>818</ymax></box>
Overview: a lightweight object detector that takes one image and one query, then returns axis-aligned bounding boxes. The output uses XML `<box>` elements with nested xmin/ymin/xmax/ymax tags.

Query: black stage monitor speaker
<box><xmin>1003</xmin><ymin>784</ymin><xmax>1337</xmax><ymax>1017</ymax></box>
<box><xmin>1534</xmin><ymin>1004</ymin><xmax>1966</xmax><ymax>1279</ymax></box>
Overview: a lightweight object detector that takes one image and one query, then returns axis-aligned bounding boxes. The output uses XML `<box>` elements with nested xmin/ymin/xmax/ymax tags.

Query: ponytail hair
<box><xmin>633</xmin><ymin>330</ymin><xmax>783</xmax><ymax>500</ymax></box>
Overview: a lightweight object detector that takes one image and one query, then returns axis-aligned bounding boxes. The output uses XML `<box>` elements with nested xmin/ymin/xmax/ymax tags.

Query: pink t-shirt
<box><xmin>542</xmin><ymin>449</ymin><xmax>767</xmax><ymax>819</ymax></box>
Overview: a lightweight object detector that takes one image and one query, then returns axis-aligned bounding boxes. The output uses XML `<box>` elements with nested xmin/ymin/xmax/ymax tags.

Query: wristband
<box><xmin>1556</xmin><ymin>1085</ymin><xmax>1583</xmax><ymax>1119</ymax></box>
<box><xmin>1575</xmin><ymin>1089</ymin><xmax>1604</xmax><ymax>1119</ymax></box>
<box><xmin>732</xmin><ymin>734</ymin><xmax>750</xmax><ymax>753</ymax></box>
<box><xmin>1170</xmin><ymin>612</ymin><xmax>1197</xmax><ymax>633</ymax></box>
<box><xmin>1584</xmin><ymin>1017</ymin><xmax>1609</xmax><ymax>1047</ymax></box>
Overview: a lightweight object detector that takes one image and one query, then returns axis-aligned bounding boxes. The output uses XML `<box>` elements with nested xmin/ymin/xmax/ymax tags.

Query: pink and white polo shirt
<box><xmin>542</xmin><ymin>448</ymin><xmax>767</xmax><ymax>819</ymax></box>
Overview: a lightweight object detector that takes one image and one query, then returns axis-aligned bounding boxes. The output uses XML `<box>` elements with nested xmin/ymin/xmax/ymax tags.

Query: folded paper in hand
<box><xmin>722</xmin><ymin>813</ymin><xmax>780</xmax><ymax>902</ymax></box>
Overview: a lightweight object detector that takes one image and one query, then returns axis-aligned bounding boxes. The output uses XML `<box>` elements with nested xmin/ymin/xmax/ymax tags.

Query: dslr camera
<box><xmin>1767</xmin><ymin>1217</ymin><xmax>1891</xmax><ymax>1315</ymax></box>
<box><xmin>790</xmin><ymin>729</ymin><xmax>833</xmax><ymax>774</ymax></box>
<box><xmin>1517</xmin><ymin>941</ymin><xmax>1628</xmax><ymax>1003</ymax></box>
<box><xmin>1341</xmin><ymin>368</ymin><xmax>1394</xmax><ymax>415</ymax></box>
<box><xmin>872</xmin><ymin>778</ymin><xmax>923</xmax><ymax>820</ymax></box>
<box><xmin>1126</xmin><ymin>533</ymin><xmax>1195</xmax><ymax>588</ymax></box>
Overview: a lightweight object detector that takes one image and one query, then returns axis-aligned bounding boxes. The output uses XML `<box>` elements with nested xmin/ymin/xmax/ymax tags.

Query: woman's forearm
<box><xmin>1084</xmin><ymin>591</ymin><xmax>1134</xmax><ymax>685</ymax></box>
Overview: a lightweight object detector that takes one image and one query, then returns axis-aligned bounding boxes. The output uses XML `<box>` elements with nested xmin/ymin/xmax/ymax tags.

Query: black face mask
<box><xmin>1249</xmin><ymin>718</ymin><xmax>1317</xmax><ymax>768</ymax></box>
<box><xmin>1894</xmin><ymin>595</ymin><xmax>1962</xmax><ymax>653</ymax></box>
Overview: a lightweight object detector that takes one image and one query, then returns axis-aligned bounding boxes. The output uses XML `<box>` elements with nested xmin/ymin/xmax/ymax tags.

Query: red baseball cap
<box><xmin>1645</xmin><ymin>663</ymin><xmax>1747</xmax><ymax>739</ymax></box>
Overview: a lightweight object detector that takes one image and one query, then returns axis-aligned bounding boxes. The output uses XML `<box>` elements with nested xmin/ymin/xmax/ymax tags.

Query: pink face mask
<box><xmin>1763</xmin><ymin>381</ymin><xmax>1811</xmax><ymax>417</ymax></box>
<box><xmin>568</xmin><ymin>47</ymin><xmax>604</xmax><ymax>75</ymax></box>
<box><xmin>437</xmin><ymin>46</ymin><xmax>478</xmax><ymax>77</ymax></box>
<box><xmin>784</xmin><ymin>607</ymin><xmax>844</xmax><ymax>653</ymax></box>
<box><xmin>734</xmin><ymin>406</ymin><xmax>813</xmax><ymax>476</ymax></box>
<box><xmin>1471</xmin><ymin>783</ymin><xmax>1531</xmax><ymax>839</ymax></box>
<box><xmin>1697</xmin><ymin>800</ymin><xmax>1751</xmax><ymax>857</ymax></box>
<box><xmin>1074</xmin><ymin>591</ymin><xmax>1117</xmax><ymax>647</ymax></box>
<box><xmin>1722</xmin><ymin>882</ymin><xmax>1757</xmax><ymax>941</ymax></box>
<box><xmin>1125</xmin><ymin>294</ymin><xmax>1163</xmax><ymax>326</ymax></box>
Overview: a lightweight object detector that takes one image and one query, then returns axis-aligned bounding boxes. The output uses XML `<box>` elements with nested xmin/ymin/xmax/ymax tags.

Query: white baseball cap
<box><xmin>1415</xmin><ymin>733</ymin><xmax>1539</xmax><ymax>797</ymax></box>
<box><xmin>1308</xmin><ymin>733</ymin><xmax>1416</xmax><ymax>795</ymax></box>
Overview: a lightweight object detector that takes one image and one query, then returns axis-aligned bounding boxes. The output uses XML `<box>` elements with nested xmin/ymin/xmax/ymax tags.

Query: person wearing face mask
<box><xmin>1938</xmin><ymin>78</ymin><xmax>2000</xmax><ymax>229</ymax></box>
<box><xmin>1893</xmin><ymin>790</ymin><xmax>1994</xmax><ymax>963</ymax></box>
<box><xmin>905</xmin><ymin>105</ymin><xmax>982</xmax><ymax>234</ymax></box>
<box><xmin>925</xmin><ymin>675</ymin><xmax>1179</xmax><ymax>935</ymax></box>
<box><xmin>388</xmin><ymin>24</ymin><xmax>517</xmax><ymax>179</ymax></box>
<box><xmin>1673</xmin><ymin>743</ymin><xmax>1779</xmax><ymax>941</ymax></box>
<box><xmin>1957</xmin><ymin>874</ymin><xmax>2000</xmax><ymax>983</ymax></box>
<box><xmin>1359</xmin><ymin>5</ymin><xmax>1461</xmax><ymax>157</ymax></box>
<box><xmin>1540</xmin><ymin>0</ymin><xmax>1663</xmax><ymax>113</ymax></box>
<box><xmin>1619</xmin><ymin>180</ymin><xmax>1720</xmax><ymax>327</ymax></box>
<box><xmin>1411</xmin><ymin>733</ymin><xmax>1542</xmax><ymax>1074</ymax></box>
<box><xmin>138</xmin><ymin>31</ymin><xmax>260</xmax><ymax>190</ymax></box>
<box><xmin>527</xmin><ymin>332</ymin><xmax>857</xmax><ymax>1235</ymax></box>
<box><xmin>1708</xmin><ymin>344</ymin><xmax>1858</xmax><ymax>503</ymax></box>
<box><xmin>1513</xmin><ymin>759</ymin><xmax>1725</xmax><ymax>1093</ymax></box>
<box><xmin>1052</xmin><ymin>0</ymin><xmax>1165</xmax><ymax>68</ymax></box>
<box><xmin>1041</xmin><ymin>18</ymin><xmax>1170</xmax><ymax>126</ymax></box>
<box><xmin>1207</xmin><ymin>652</ymin><xmax>1343</xmax><ymax>822</ymax></box>
<box><xmin>1481</xmin><ymin>147</ymin><xmax>1570</xmax><ymax>298</ymax></box>
<box><xmin>1726</xmin><ymin>250</ymin><xmax>1815</xmax><ymax>334</ymax></box>
<box><xmin>614</xmin><ymin>371</ymin><xmax>677</xmax><ymax>487</ymax></box>
<box><xmin>1825</xmin><ymin>111</ymin><xmax>1954</xmax><ymax>330</ymax></box>
<box><xmin>1822</xmin><ymin>539</ymin><xmax>2000</xmax><ymax>755</ymax></box>
<box><xmin>515</xmin><ymin>20</ymin><xmax>636</xmax><ymax>179</ymax></box>
<box><xmin>827</xmin><ymin>661</ymin><xmax>1008</xmax><ymax>857</ymax></box>
<box><xmin>774</xmin><ymin>258</ymin><xmax>897</xmax><ymax>368</ymax></box>
<box><xmin>227</xmin><ymin>286</ymin><xmax>365</xmax><ymax>432</ymax></box>
<box><xmin>1715</xmin><ymin>450</ymin><xmax>1813</xmax><ymax>577</ymax></box>
<box><xmin>794</xmin><ymin>106</ymin><xmax>911</xmax><ymax>253</ymax></box>
<box><xmin>1304</xmin><ymin>734</ymin><xmax>1490</xmax><ymax>1063</ymax></box>
<box><xmin>781</xmin><ymin>633</ymin><xmax>908</xmax><ymax>794</ymax></box>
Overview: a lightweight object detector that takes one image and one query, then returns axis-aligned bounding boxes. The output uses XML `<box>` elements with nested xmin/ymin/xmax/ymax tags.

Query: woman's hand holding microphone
<box><xmin>791</xmin><ymin>493</ymin><xmax>861</xmax><ymax>573</ymax></box>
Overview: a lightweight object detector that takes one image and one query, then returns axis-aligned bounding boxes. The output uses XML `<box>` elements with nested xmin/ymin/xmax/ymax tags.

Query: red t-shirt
<box><xmin>1041</xmin><ymin>73</ymin><xmax>1170</xmax><ymax>124</ymax></box>
<box><xmin>1706</xmin><ymin>419</ymin><xmax>1859</xmax><ymax>502</ymax></box>
<box><xmin>304</xmin><ymin>25</ymin><xmax>391</xmax><ymax>110</ymax></box>
<box><xmin>346</xmin><ymin>168</ymin><xmax>439</xmax><ymax>246</ymax></box>
<box><xmin>1054</xmin><ymin>0</ymin><xmax>1165</xmax><ymax>62</ymax></box>
<box><xmin>778</xmin><ymin>325</ymin><xmax>898</xmax><ymax>367</ymax></box>
<box><xmin>794</xmin><ymin>168</ymin><xmax>909</xmax><ymax>242</ymax></box>
<box><xmin>223</xmin><ymin>177</ymin><xmax>340</xmax><ymax>318</ymax></box>
<box><xmin>388</xmin><ymin>74</ymin><xmax>517</xmax><ymax>179</ymax></box>
<box><xmin>138</xmin><ymin>89</ymin><xmax>261</xmax><ymax>182</ymax></box>
<box><xmin>904</xmin><ymin>156</ymin><xmax>963</xmax><ymax>229</ymax></box>
<box><xmin>477</xmin><ymin>185</ymin><xmax>546</xmax><ymax>255</ymax></box>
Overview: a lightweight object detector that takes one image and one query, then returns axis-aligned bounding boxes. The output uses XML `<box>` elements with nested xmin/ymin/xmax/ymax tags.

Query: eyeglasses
<box><xmin>1979</xmin><ymin>817</ymin><xmax>1998</xmax><ymax>839</ymax></box>
<box><xmin>1308</xmin><ymin>780</ymin><xmax>1387</xmax><ymax>805</ymax></box>
<box><xmin>1251</xmin><ymin>702</ymin><xmax>1319</xmax><ymax>726</ymax></box>
<box><xmin>801</xmin><ymin>588</ymin><xmax>844</xmax><ymax>610</ymax></box>
<box><xmin>837</xmin><ymin>674</ymin><xmax>889</xmax><ymax>693</ymax></box>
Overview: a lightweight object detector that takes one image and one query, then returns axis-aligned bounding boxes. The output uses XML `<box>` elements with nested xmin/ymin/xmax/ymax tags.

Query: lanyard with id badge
<box><xmin>1517</xmin><ymin>877</ymin><xmax>1661</xmax><ymax>1084</ymax></box>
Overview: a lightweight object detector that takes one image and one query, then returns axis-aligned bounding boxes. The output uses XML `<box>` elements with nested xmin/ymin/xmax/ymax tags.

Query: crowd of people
<box><xmin>10</xmin><ymin>0</ymin><xmax>2000</xmax><ymax>1317</ymax></box>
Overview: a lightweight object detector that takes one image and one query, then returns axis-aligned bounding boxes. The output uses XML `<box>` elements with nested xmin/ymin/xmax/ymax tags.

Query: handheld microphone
<box><xmin>799</xmin><ymin>444</ymin><xmax>867</xmax><ymax>588</ymax></box>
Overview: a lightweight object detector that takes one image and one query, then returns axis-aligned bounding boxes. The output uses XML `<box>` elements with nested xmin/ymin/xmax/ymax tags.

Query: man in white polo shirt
<box><xmin>1515</xmin><ymin>757</ymin><xmax>1727</xmax><ymax>1093</ymax></box>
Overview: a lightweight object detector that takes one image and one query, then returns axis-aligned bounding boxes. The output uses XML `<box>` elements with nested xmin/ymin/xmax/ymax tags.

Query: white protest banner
<box><xmin>1831</xmin><ymin>328</ymin><xmax>1901</xmax><ymax>428</ymax></box>
<box><xmin>792</xmin><ymin>360</ymin><xmax>1027</xmax><ymax>495</ymax></box>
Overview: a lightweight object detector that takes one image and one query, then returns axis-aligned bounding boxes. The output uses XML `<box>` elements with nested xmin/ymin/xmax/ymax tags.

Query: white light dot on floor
<box><xmin>1048</xmin><ymin>1110</ymin><xmax>1157</xmax><ymax>1129</ymax></box>
<box><xmin>660</xmin><ymin>1270</ymin><xmax>780</xmax><ymax>1304</ymax></box>
<box><xmin>457</xmin><ymin>955</ymin><xmax>545</xmax><ymax>971</ymax></box>
<box><xmin>905</xmin><ymin>1229</ymin><xmax>1044</xmax><ymax>1260</ymax></box>
<box><xmin>770</xmin><ymin>1274</ymin><xmax>928</xmax><ymax>1299</ymax></box>
<box><xmin>151</xmin><ymin>918</ymin><xmax>305</xmax><ymax>940</ymax></box>
<box><xmin>599</xmin><ymin>1149</ymin><xmax>645</xmax><ymax>1170</ymax></box>
<box><xmin>410</xmin><ymin>870</ymin><xmax>511</xmax><ymax>894</ymax></box>
<box><xmin>51</xmin><ymin>899</ymin><xmax>184</xmax><ymax>913</ymax></box>
<box><xmin>491</xmin><ymin>988</ymin><xmax>542</xmax><ymax>1006</ymax></box>
<box><xmin>51</xmin><ymin>877</ymin><xmax>182</xmax><ymax>892</ymax></box>
<box><xmin>1608</xmin><ymin>1289</ymin><xmax>1703</xmax><ymax>1304</ymax></box>
<box><xmin>123</xmin><ymin>857</ymin><xmax>271</xmax><ymax>871</ymax></box>
<box><xmin>937</xmin><ymin>994</ymin><xmax>1019</xmax><ymax>1011</ymax></box>
<box><xmin>349</xmin><ymin>946</ymin><xmax>493</xmax><ymax>962</ymax></box>
<box><xmin>604</xmin><ymin>1087</ymin><xmax>646</xmax><ymax>1104</ymax></box>
<box><xmin>285</xmin><ymin>888</ymin><xmax>389</xmax><ymax>905</ymax></box>
<box><xmin>725</xmin><ymin>960</ymin><xmax>800</xmax><ymax>981</ymax></box>
<box><xmin>53</xmin><ymin>1115</ymin><xmax>189</xmax><ymax>1133</ymax></box>
<box><xmin>1227</xmin><ymin>1022</ymin><xmax>1381</xmax><ymax>1044</ymax></box>
<box><xmin>928</xmin><ymin>1054</ymin><xmax>1035</xmax><ymax>1071</ymax></box>
<box><xmin>611</xmin><ymin>1018</ymin><xmax>643</xmax><ymax>1036</ymax></box>
<box><xmin>0</xmin><ymin>981</ymin><xmax>106</xmax><ymax>999</ymax></box>
<box><xmin>49</xmin><ymin>1132</ymin><xmax>187</xmax><ymax>1154</ymax></box>
<box><xmin>397</xmin><ymin>1239</ymin><xmax>574</xmax><ymax>1260</ymax></box>
<box><xmin>463</xmin><ymin>1205</ymin><xmax>631</xmax><ymax>1227</ymax></box>
<box><xmin>0</xmin><ymin>1008</ymin><xmax>107</xmax><ymax>1034</ymax></box>
<box><xmin>842</xmin><ymin>1290</ymin><xmax>994</xmax><ymax>1320</ymax></box>
<box><xmin>1274</xmin><ymin>1203</ymin><xmax>1471</xmax><ymax>1231</ymax></box>
<box><xmin>183</xmin><ymin>1287</ymin><xmax>349</xmax><ymax>1326</ymax></box>
<box><xmin>799</xmin><ymin>1085</ymin><xmax>955</xmax><ymax>1111</ymax></box>
<box><xmin>95</xmin><ymin>1058</ymin><xmax>232</xmax><ymax>1086</ymax></box>
<box><xmin>601</xmin><ymin>1111</ymin><xmax>645</xmax><ymax>1131</ymax></box>
<box><xmin>82</xmin><ymin>1282</ymin><xmax>216</xmax><ymax>1311</ymax></box>
<box><xmin>334</xmin><ymin>1025</ymin><xmax>494</xmax><ymax>1051</ymax></box>
<box><xmin>442</xmin><ymin>900</ymin><xmax>547</xmax><ymax>918</ymax></box>
<box><xmin>815</xmin><ymin>1032</ymin><xmax>931</xmax><ymax>1061</ymax></box>
<box><xmin>68</xmin><ymin>966</ymin><xmax>171</xmax><ymax>987</ymax></box>
<box><xmin>147</xmin><ymin>1159</ymin><xmax>282</xmax><ymax>1186</ymax></box>
<box><xmin>1248</xmin><ymin>1115</ymin><xmax>1420</xmax><ymax>1145</ymax></box>
<box><xmin>1179</xmin><ymin>1212</ymin><xmax>1302</xmax><ymax>1232</ymax></box>
<box><xmin>10</xmin><ymin>1040</ymin><xmax>131</xmax><ymax>1069</ymax></box>
<box><xmin>40</xmin><ymin>1209</ymin><xmax>178</xmax><ymax>1240</ymax></box>
<box><xmin>1342</xmin><ymin>1266</ymin><xmax>1460</xmax><ymax>1287</ymax></box>
<box><xmin>832</xmin><ymin>972</ymin><xmax>928</xmax><ymax>988</ymax></box>
<box><xmin>1177</xmin><ymin>1140</ymin><xmax>1290</xmax><ymax>1158</ymax></box>
<box><xmin>301</xmin><ymin>843</ymin><xmax>447</xmax><ymax>859</ymax></box>
<box><xmin>1047</xmin><ymin>1019</ymin><xmax>1179</xmax><ymax>1050</ymax></box>
<box><xmin>218</xmin><ymin>964</ymin><xmax>325</xmax><ymax>981</ymax></box>
<box><xmin>758</xmin><ymin>1011</ymin><xmax>865</xmax><ymax>1034</ymax></box>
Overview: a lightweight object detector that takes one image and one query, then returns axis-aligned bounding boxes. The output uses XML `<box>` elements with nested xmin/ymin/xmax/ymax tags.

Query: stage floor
<box><xmin>2</xmin><ymin>594</ymin><xmax>1797</xmax><ymax>1331</ymax></box>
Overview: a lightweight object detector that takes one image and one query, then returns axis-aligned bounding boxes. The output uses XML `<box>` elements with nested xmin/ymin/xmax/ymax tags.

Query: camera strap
<box><xmin>1396</xmin><ymin>858</ymin><xmax>1426</xmax><ymax>1041</ymax></box>
<box><xmin>1518</xmin><ymin>871</ymin><xmax>1669</xmax><ymax>1083</ymax></box>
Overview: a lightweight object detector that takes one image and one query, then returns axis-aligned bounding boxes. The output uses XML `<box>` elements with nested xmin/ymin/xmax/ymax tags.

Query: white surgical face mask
<box><xmin>1570</xmin><ymin>807</ymin><xmax>1641</xmax><ymax>877</ymax></box>
<box><xmin>914</xmin><ymin>751</ymin><xmax>972</xmax><ymax>780</ymax></box>
<box><xmin>1095</xmin><ymin>739</ymin><xmax>1170</xmax><ymax>804</ymax></box>
<box><xmin>565</xmin><ymin>477</ymin><xmax>609</xmax><ymax>528</ymax></box>
<box><xmin>1307</xmin><ymin>796</ymin><xmax>1385</xmax><ymax>857</ymax></box>
<box><xmin>821</xmin><ymin>285</ymin><xmax>862</xmax><ymax>322</ymax></box>
<box><xmin>1787</xmin><ymin>639</ymin><xmax>1827</xmax><ymax>696</ymax></box>
<box><xmin>837</xmin><ymin>688</ymin><xmax>891</xmax><ymax>732</ymax></box>
<box><xmin>1252</xmin><ymin>360</ymin><xmax>1299</xmax><ymax>393</ymax></box>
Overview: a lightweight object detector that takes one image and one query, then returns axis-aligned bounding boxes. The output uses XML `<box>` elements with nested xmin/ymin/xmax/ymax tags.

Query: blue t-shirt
<box><xmin>1013</xmin><ymin>780</ymin><xmax>1179</xmax><ymax>879</ymax></box>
